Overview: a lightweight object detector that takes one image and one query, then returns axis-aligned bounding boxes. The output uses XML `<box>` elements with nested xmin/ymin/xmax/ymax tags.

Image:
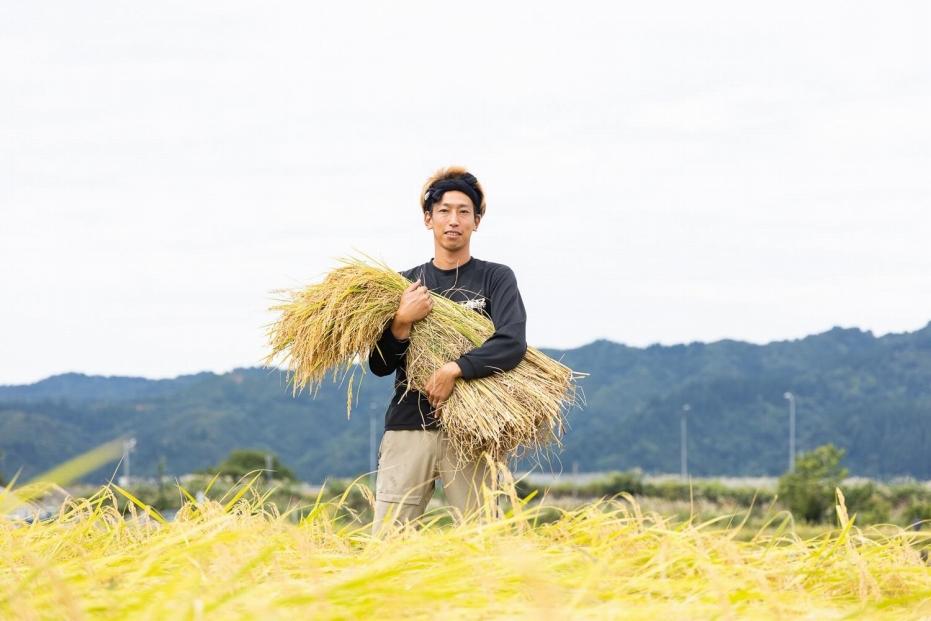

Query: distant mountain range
<box><xmin>2</xmin><ymin>321</ymin><xmax>930</xmax><ymax>483</ymax></box>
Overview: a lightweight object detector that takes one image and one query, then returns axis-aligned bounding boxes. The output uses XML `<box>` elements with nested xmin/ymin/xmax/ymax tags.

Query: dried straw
<box><xmin>263</xmin><ymin>256</ymin><xmax>583</xmax><ymax>464</ymax></box>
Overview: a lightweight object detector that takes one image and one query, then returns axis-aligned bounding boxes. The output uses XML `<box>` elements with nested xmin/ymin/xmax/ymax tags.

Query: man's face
<box><xmin>424</xmin><ymin>190</ymin><xmax>480</xmax><ymax>252</ymax></box>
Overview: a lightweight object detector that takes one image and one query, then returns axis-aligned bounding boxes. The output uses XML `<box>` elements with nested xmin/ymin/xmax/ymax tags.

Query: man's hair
<box><xmin>419</xmin><ymin>166</ymin><xmax>486</xmax><ymax>217</ymax></box>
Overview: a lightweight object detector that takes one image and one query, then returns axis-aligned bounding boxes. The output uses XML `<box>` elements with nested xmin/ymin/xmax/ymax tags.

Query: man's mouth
<box><xmin>444</xmin><ymin>231</ymin><xmax>461</xmax><ymax>237</ymax></box>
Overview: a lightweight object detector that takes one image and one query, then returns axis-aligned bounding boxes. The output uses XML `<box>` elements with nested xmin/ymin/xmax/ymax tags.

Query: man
<box><xmin>368</xmin><ymin>166</ymin><xmax>528</xmax><ymax>536</ymax></box>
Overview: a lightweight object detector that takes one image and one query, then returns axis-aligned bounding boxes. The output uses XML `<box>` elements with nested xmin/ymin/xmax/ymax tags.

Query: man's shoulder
<box><xmin>398</xmin><ymin>262</ymin><xmax>429</xmax><ymax>282</ymax></box>
<box><xmin>475</xmin><ymin>259</ymin><xmax>518</xmax><ymax>282</ymax></box>
<box><xmin>477</xmin><ymin>258</ymin><xmax>513</xmax><ymax>272</ymax></box>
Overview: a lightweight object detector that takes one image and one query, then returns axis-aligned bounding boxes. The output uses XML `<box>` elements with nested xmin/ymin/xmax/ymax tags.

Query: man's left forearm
<box><xmin>454</xmin><ymin>328</ymin><xmax>527</xmax><ymax>380</ymax></box>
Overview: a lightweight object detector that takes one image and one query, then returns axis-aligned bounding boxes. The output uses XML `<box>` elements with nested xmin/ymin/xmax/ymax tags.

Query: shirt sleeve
<box><xmin>455</xmin><ymin>266</ymin><xmax>528</xmax><ymax>380</ymax></box>
<box><xmin>368</xmin><ymin>321</ymin><xmax>410</xmax><ymax>377</ymax></box>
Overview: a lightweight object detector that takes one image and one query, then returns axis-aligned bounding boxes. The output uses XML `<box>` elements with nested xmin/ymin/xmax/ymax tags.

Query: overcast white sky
<box><xmin>1</xmin><ymin>1</ymin><xmax>929</xmax><ymax>385</ymax></box>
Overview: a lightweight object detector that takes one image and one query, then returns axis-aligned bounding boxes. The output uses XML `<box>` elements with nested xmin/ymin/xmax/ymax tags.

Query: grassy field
<box><xmin>3</xmin><ymin>475</ymin><xmax>931</xmax><ymax>620</ymax></box>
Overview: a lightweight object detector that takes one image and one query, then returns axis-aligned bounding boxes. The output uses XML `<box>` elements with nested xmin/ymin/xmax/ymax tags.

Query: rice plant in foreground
<box><xmin>2</xmin><ymin>476</ymin><xmax>930</xmax><ymax>620</ymax></box>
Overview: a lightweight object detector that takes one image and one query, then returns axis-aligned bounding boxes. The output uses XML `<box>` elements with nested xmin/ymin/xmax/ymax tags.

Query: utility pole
<box><xmin>680</xmin><ymin>404</ymin><xmax>691</xmax><ymax>479</ymax></box>
<box><xmin>783</xmin><ymin>392</ymin><xmax>797</xmax><ymax>472</ymax></box>
<box><xmin>369</xmin><ymin>410</ymin><xmax>377</xmax><ymax>486</ymax></box>
<box><xmin>121</xmin><ymin>438</ymin><xmax>137</xmax><ymax>486</ymax></box>
<box><xmin>156</xmin><ymin>456</ymin><xmax>167</xmax><ymax>504</ymax></box>
<box><xmin>572</xmin><ymin>461</ymin><xmax>580</xmax><ymax>500</ymax></box>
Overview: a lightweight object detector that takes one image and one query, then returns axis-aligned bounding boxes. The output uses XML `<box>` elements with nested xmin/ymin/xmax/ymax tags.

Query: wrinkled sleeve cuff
<box><xmin>455</xmin><ymin>356</ymin><xmax>477</xmax><ymax>380</ymax></box>
<box><xmin>383</xmin><ymin>328</ymin><xmax>409</xmax><ymax>353</ymax></box>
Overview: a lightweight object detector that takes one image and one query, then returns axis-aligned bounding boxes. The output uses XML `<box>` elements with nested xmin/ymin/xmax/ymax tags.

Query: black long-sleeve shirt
<box><xmin>367</xmin><ymin>256</ymin><xmax>528</xmax><ymax>430</ymax></box>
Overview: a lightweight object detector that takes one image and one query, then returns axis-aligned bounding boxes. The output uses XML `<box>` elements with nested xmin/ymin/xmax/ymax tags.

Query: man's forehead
<box><xmin>438</xmin><ymin>191</ymin><xmax>474</xmax><ymax>209</ymax></box>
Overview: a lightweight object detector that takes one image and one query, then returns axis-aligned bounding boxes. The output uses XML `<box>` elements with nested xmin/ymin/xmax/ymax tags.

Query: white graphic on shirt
<box><xmin>459</xmin><ymin>297</ymin><xmax>487</xmax><ymax>312</ymax></box>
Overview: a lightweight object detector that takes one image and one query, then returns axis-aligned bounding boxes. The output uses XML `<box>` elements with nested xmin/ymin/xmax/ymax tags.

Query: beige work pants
<box><xmin>372</xmin><ymin>429</ymin><xmax>500</xmax><ymax>536</ymax></box>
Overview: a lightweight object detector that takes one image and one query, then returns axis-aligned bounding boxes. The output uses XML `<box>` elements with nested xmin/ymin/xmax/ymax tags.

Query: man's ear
<box><xmin>424</xmin><ymin>210</ymin><xmax>432</xmax><ymax>228</ymax></box>
<box><xmin>474</xmin><ymin>214</ymin><xmax>481</xmax><ymax>230</ymax></box>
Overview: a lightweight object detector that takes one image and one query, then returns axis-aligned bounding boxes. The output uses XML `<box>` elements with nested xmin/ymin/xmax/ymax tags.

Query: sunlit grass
<box><xmin>3</xmin><ymin>474</ymin><xmax>930</xmax><ymax>620</ymax></box>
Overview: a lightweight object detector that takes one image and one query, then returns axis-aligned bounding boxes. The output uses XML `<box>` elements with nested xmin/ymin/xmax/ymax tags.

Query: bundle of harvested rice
<box><xmin>264</xmin><ymin>256</ymin><xmax>583</xmax><ymax>463</ymax></box>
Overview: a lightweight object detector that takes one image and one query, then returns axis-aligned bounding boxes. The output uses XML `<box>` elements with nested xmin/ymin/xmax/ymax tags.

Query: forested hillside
<box><xmin>2</xmin><ymin>321</ymin><xmax>930</xmax><ymax>482</ymax></box>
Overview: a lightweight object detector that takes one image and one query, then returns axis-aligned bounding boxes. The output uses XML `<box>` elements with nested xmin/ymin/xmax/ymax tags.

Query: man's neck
<box><xmin>432</xmin><ymin>245</ymin><xmax>472</xmax><ymax>270</ymax></box>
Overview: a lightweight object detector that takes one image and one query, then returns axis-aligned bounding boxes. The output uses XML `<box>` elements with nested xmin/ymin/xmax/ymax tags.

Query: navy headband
<box><xmin>423</xmin><ymin>175</ymin><xmax>483</xmax><ymax>214</ymax></box>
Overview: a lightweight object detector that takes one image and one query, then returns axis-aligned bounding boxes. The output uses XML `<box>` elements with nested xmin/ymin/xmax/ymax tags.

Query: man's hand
<box><xmin>391</xmin><ymin>279</ymin><xmax>433</xmax><ymax>340</ymax></box>
<box><xmin>424</xmin><ymin>361</ymin><xmax>463</xmax><ymax>412</ymax></box>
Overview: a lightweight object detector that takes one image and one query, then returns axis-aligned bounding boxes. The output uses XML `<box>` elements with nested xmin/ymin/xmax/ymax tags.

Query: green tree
<box><xmin>777</xmin><ymin>444</ymin><xmax>848</xmax><ymax>523</ymax></box>
<box><xmin>208</xmin><ymin>449</ymin><xmax>296</xmax><ymax>481</ymax></box>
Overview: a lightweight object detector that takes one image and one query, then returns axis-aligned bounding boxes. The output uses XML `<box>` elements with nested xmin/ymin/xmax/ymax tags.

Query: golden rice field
<box><xmin>3</xmin><ymin>477</ymin><xmax>931</xmax><ymax>620</ymax></box>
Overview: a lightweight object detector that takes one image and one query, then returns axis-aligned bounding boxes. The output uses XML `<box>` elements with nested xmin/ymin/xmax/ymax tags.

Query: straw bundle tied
<box><xmin>264</xmin><ymin>256</ymin><xmax>584</xmax><ymax>464</ymax></box>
